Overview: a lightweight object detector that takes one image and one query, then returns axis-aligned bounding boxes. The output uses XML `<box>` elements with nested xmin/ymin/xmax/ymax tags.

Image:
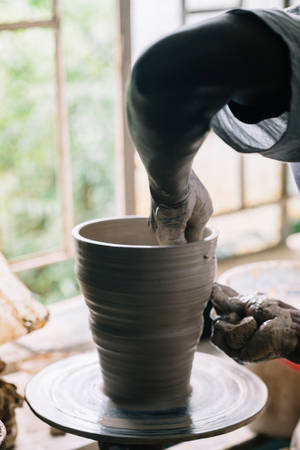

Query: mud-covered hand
<box><xmin>149</xmin><ymin>171</ymin><xmax>213</xmax><ymax>245</ymax></box>
<box><xmin>210</xmin><ymin>283</ymin><xmax>300</xmax><ymax>363</ymax></box>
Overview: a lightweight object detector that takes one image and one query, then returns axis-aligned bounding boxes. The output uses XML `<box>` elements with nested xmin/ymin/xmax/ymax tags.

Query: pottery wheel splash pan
<box><xmin>25</xmin><ymin>352</ymin><xmax>267</xmax><ymax>445</ymax></box>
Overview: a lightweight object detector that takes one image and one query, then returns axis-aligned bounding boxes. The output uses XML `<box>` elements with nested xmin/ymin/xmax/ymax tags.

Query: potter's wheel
<box><xmin>26</xmin><ymin>351</ymin><xmax>267</xmax><ymax>445</ymax></box>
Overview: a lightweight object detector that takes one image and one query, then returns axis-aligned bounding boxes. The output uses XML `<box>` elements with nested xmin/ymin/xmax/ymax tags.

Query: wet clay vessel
<box><xmin>73</xmin><ymin>216</ymin><xmax>217</xmax><ymax>411</ymax></box>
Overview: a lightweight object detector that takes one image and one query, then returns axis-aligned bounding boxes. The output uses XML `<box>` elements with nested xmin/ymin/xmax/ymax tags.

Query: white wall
<box><xmin>131</xmin><ymin>0</ymin><xmax>182</xmax><ymax>62</ymax></box>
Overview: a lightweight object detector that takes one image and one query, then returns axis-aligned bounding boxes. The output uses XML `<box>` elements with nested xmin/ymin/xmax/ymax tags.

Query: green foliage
<box><xmin>0</xmin><ymin>1</ymin><xmax>116</xmax><ymax>304</ymax></box>
<box><xmin>0</xmin><ymin>27</ymin><xmax>59</xmax><ymax>258</ymax></box>
<box><xmin>290</xmin><ymin>220</ymin><xmax>300</xmax><ymax>234</ymax></box>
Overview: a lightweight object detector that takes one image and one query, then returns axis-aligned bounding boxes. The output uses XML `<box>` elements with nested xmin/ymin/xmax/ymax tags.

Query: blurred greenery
<box><xmin>291</xmin><ymin>220</ymin><xmax>300</xmax><ymax>234</ymax></box>
<box><xmin>0</xmin><ymin>0</ymin><xmax>116</xmax><ymax>304</ymax></box>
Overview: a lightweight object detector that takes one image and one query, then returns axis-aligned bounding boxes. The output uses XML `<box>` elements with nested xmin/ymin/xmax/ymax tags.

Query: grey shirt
<box><xmin>211</xmin><ymin>5</ymin><xmax>300</xmax><ymax>191</ymax></box>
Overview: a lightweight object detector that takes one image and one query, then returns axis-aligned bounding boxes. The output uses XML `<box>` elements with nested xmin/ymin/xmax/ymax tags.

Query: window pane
<box><xmin>185</xmin><ymin>0</ymin><xmax>241</xmax><ymax>9</ymax></box>
<box><xmin>0</xmin><ymin>28</ymin><xmax>60</xmax><ymax>259</ymax></box>
<box><xmin>193</xmin><ymin>132</ymin><xmax>241</xmax><ymax>214</ymax></box>
<box><xmin>62</xmin><ymin>0</ymin><xmax>116</xmax><ymax>223</ymax></box>
<box><xmin>185</xmin><ymin>0</ymin><xmax>284</xmax><ymax>9</ymax></box>
<box><xmin>243</xmin><ymin>0</ymin><xmax>283</xmax><ymax>7</ymax></box>
<box><xmin>244</xmin><ymin>154</ymin><xmax>282</xmax><ymax>206</ymax></box>
<box><xmin>212</xmin><ymin>204</ymin><xmax>281</xmax><ymax>258</ymax></box>
<box><xmin>0</xmin><ymin>0</ymin><xmax>51</xmax><ymax>22</ymax></box>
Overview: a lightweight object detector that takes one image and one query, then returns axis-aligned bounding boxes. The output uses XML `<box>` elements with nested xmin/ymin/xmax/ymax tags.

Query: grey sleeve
<box><xmin>212</xmin><ymin>7</ymin><xmax>300</xmax><ymax>164</ymax></box>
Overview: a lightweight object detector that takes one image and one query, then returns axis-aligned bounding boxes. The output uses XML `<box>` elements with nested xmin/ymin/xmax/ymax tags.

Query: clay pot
<box><xmin>73</xmin><ymin>216</ymin><xmax>217</xmax><ymax>411</ymax></box>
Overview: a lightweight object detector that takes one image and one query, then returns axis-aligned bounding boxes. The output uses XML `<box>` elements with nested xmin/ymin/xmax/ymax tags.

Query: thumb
<box><xmin>211</xmin><ymin>282</ymin><xmax>244</xmax><ymax>315</ymax></box>
<box><xmin>185</xmin><ymin>204</ymin><xmax>208</xmax><ymax>242</ymax></box>
<box><xmin>156</xmin><ymin>225</ymin><xmax>186</xmax><ymax>245</ymax></box>
<box><xmin>185</xmin><ymin>219</ymin><xmax>205</xmax><ymax>242</ymax></box>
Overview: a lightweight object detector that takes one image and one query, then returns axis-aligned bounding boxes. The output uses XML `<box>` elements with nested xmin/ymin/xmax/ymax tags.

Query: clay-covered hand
<box><xmin>210</xmin><ymin>283</ymin><xmax>300</xmax><ymax>363</ymax></box>
<box><xmin>149</xmin><ymin>171</ymin><xmax>213</xmax><ymax>245</ymax></box>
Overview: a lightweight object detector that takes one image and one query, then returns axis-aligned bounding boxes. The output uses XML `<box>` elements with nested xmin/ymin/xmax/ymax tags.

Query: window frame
<box><xmin>4</xmin><ymin>0</ymin><xmax>135</xmax><ymax>273</ymax></box>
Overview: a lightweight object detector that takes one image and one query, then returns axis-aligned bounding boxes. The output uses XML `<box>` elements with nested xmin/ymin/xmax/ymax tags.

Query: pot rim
<box><xmin>72</xmin><ymin>215</ymin><xmax>218</xmax><ymax>249</ymax></box>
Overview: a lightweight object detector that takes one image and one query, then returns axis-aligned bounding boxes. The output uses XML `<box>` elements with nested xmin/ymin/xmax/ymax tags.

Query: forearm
<box><xmin>127</xmin><ymin>69</ymin><xmax>213</xmax><ymax>204</ymax></box>
<box><xmin>126</xmin><ymin>21</ymin><xmax>233</xmax><ymax>203</ymax></box>
<box><xmin>127</xmin><ymin>12</ymin><xmax>290</xmax><ymax>204</ymax></box>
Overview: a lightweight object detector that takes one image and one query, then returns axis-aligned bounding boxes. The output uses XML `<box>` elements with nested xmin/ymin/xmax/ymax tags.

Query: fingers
<box><xmin>184</xmin><ymin>211</ymin><xmax>209</xmax><ymax>242</ymax></box>
<box><xmin>240</xmin><ymin>312</ymin><xmax>297</xmax><ymax>362</ymax></box>
<box><xmin>185</xmin><ymin>216</ymin><xmax>206</xmax><ymax>242</ymax></box>
<box><xmin>157</xmin><ymin>228</ymin><xmax>186</xmax><ymax>245</ymax></box>
<box><xmin>291</xmin><ymin>310</ymin><xmax>300</xmax><ymax>327</ymax></box>
<box><xmin>148</xmin><ymin>201</ymin><xmax>158</xmax><ymax>232</ymax></box>
<box><xmin>149</xmin><ymin>172</ymin><xmax>214</xmax><ymax>245</ymax></box>
<box><xmin>188</xmin><ymin>173</ymin><xmax>213</xmax><ymax>242</ymax></box>
<box><xmin>243</xmin><ymin>294</ymin><xmax>279</xmax><ymax>323</ymax></box>
<box><xmin>223</xmin><ymin>316</ymin><xmax>258</xmax><ymax>350</ymax></box>
<box><xmin>211</xmin><ymin>315</ymin><xmax>257</xmax><ymax>355</ymax></box>
<box><xmin>277</xmin><ymin>299</ymin><xmax>297</xmax><ymax>311</ymax></box>
<box><xmin>211</xmin><ymin>320</ymin><xmax>240</xmax><ymax>359</ymax></box>
<box><xmin>240</xmin><ymin>319</ymin><xmax>280</xmax><ymax>362</ymax></box>
<box><xmin>211</xmin><ymin>290</ymin><xmax>300</xmax><ymax>363</ymax></box>
<box><xmin>185</xmin><ymin>196</ymin><xmax>212</xmax><ymax>241</ymax></box>
<box><xmin>154</xmin><ymin>204</ymin><xmax>188</xmax><ymax>245</ymax></box>
<box><xmin>212</xmin><ymin>282</ymin><xmax>239</xmax><ymax>298</ymax></box>
<box><xmin>210</xmin><ymin>283</ymin><xmax>244</xmax><ymax>316</ymax></box>
<box><xmin>212</xmin><ymin>315</ymin><xmax>276</xmax><ymax>363</ymax></box>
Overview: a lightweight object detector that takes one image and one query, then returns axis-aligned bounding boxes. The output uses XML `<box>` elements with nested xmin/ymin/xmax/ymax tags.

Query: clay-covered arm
<box><xmin>127</xmin><ymin>12</ymin><xmax>290</xmax><ymax>243</ymax></box>
<box><xmin>210</xmin><ymin>283</ymin><xmax>300</xmax><ymax>363</ymax></box>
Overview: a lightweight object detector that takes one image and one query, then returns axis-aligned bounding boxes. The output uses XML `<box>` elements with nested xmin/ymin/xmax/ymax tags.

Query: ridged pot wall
<box><xmin>73</xmin><ymin>217</ymin><xmax>217</xmax><ymax>411</ymax></box>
